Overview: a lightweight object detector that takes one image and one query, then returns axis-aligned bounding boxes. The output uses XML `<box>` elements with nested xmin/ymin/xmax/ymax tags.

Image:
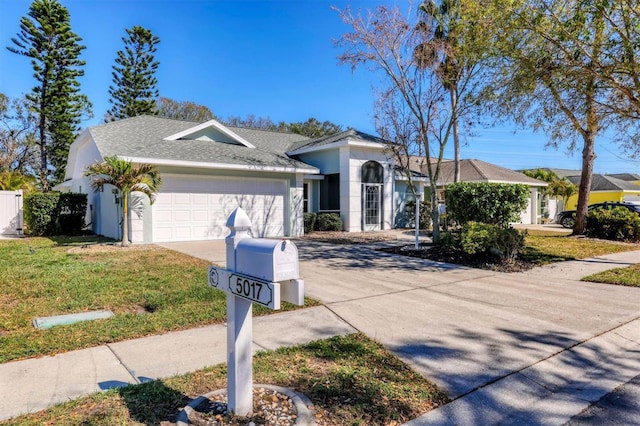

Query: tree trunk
<box><xmin>574</xmin><ymin>5</ymin><xmax>604</xmax><ymax>235</ymax></box>
<box><xmin>450</xmin><ymin>86</ymin><xmax>460</xmax><ymax>183</ymax></box>
<box><xmin>121</xmin><ymin>191</ymin><xmax>131</xmax><ymax>246</ymax></box>
<box><xmin>38</xmin><ymin>79</ymin><xmax>49</xmax><ymax>192</ymax></box>
<box><xmin>430</xmin><ymin>181</ymin><xmax>440</xmax><ymax>243</ymax></box>
<box><xmin>573</xmin><ymin>132</ymin><xmax>596</xmax><ymax>235</ymax></box>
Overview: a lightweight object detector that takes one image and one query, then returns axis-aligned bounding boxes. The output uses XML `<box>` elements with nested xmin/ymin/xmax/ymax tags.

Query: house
<box><xmin>60</xmin><ymin>115</ymin><xmax>405</xmax><ymax>243</ymax></box>
<box><xmin>545</xmin><ymin>169</ymin><xmax>640</xmax><ymax>209</ymax></box>
<box><xmin>406</xmin><ymin>158</ymin><xmax>549</xmax><ymax>224</ymax></box>
<box><xmin>564</xmin><ymin>174</ymin><xmax>640</xmax><ymax>208</ymax></box>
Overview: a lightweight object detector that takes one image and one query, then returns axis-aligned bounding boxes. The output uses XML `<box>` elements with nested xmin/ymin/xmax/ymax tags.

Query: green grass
<box><xmin>523</xmin><ymin>230</ymin><xmax>640</xmax><ymax>287</ymax></box>
<box><xmin>521</xmin><ymin>230</ymin><xmax>639</xmax><ymax>265</ymax></box>
<box><xmin>583</xmin><ymin>263</ymin><xmax>640</xmax><ymax>287</ymax></box>
<box><xmin>0</xmin><ymin>237</ymin><xmax>317</xmax><ymax>363</ymax></box>
<box><xmin>1</xmin><ymin>333</ymin><xmax>449</xmax><ymax>426</ymax></box>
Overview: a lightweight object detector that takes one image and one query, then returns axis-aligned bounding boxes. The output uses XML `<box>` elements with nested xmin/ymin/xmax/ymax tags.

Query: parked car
<box><xmin>557</xmin><ymin>202</ymin><xmax>640</xmax><ymax>228</ymax></box>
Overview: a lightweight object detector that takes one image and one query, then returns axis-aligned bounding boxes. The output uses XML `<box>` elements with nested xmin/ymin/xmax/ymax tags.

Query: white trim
<box><xmin>287</xmin><ymin>139</ymin><xmax>386</xmax><ymax>156</ymax></box>
<box><xmin>394</xmin><ymin>173</ymin><xmax>427</xmax><ymax>182</ymax></box>
<box><xmin>163</xmin><ymin>119</ymin><xmax>256</xmax><ymax>148</ymax></box>
<box><xmin>484</xmin><ymin>179</ymin><xmax>548</xmax><ymax>187</ymax></box>
<box><xmin>119</xmin><ymin>156</ymin><xmax>319</xmax><ymax>175</ymax></box>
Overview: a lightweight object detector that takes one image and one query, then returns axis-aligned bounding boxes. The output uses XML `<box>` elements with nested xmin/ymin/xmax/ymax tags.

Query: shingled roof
<box><xmin>437</xmin><ymin>159</ymin><xmax>546</xmax><ymax>186</ymax></box>
<box><xmin>403</xmin><ymin>157</ymin><xmax>545</xmax><ymax>186</ymax></box>
<box><xmin>566</xmin><ymin>174</ymin><xmax>640</xmax><ymax>191</ymax></box>
<box><xmin>287</xmin><ymin>129</ymin><xmax>387</xmax><ymax>154</ymax></box>
<box><xmin>607</xmin><ymin>173</ymin><xmax>640</xmax><ymax>182</ymax></box>
<box><xmin>87</xmin><ymin>115</ymin><xmax>317</xmax><ymax>172</ymax></box>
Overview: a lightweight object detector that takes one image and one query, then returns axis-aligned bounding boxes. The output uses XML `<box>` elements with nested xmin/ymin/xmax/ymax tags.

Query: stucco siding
<box><xmin>565</xmin><ymin>190</ymin><xmax>640</xmax><ymax>210</ymax></box>
<box><xmin>295</xmin><ymin>150</ymin><xmax>339</xmax><ymax>174</ymax></box>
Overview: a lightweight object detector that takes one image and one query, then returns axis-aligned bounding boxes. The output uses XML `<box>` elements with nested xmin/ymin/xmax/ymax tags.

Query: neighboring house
<box><xmin>563</xmin><ymin>174</ymin><xmax>640</xmax><ymax>209</ymax></box>
<box><xmin>540</xmin><ymin>168</ymin><xmax>640</xmax><ymax>210</ymax></box>
<box><xmin>59</xmin><ymin>116</ymin><xmax>404</xmax><ymax>243</ymax></box>
<box><xmin>406</xmin><ymin>157</ymin><xmax>549</xmax><ymax>224</ymax></box>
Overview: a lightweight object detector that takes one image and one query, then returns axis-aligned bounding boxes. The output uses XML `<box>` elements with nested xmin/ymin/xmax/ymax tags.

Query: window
<box><xmin>361</xmin><ymin>161</ymin><xmax>383</xmax><ymax>183</ymax></box>
<box><xmin>320</xmin><ymin>174</ymin><xmax>340</xmax><ymax>211</ymax></box>
<box><xmin>303</xmin><ymin>183</ymin><xmax>309</xmax><ymax>213</ymax></box>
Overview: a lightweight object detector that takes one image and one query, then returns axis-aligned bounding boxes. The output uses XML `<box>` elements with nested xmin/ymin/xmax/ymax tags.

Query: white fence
<box><xmin>0</xmin><ymin>190</ymin><xmax>24</xmax><ymax>236</ymax></box>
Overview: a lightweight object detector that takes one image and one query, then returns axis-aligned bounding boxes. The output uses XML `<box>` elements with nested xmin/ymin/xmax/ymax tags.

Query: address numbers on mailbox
<box><xmin>208</xmin><ymin>266</ymin><xmax>281</xmax><ymax>310</ymax></box>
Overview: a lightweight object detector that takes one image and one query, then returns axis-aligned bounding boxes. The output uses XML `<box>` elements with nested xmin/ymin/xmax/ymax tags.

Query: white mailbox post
<box><xmin>207</xmin><ymin>207</ymin><xmax>304</xmax><ymax>416</ymax></box>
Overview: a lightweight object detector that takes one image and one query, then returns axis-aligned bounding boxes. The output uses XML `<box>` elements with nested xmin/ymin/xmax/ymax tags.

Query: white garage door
<box><xmin>152</xmin><ymin>175</ymin><xmax>287</xmax><ymax>242</ymax></box>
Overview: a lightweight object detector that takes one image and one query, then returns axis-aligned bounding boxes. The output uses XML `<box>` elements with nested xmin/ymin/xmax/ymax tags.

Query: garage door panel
<box><xmin>153</xmin><ymin>176</ymin><xmax>286</xmax><ymax>242</ymax></box>
<box><xmin>174</xmin><ymin>210</ymin><xmax>191</xmax><ymax>222</ymax></box>
<box><xmin>174</xmin><ymin>193</ymin><xmax>191</xmax><ymax>204</ymax></box>
<box><xmin>192</xmin><ymin>194</ymin><xmax>208</xmax><ymax>204</ymax></box>
<box><xmin>155</xmin><ymin>193</ymin><xmax>172</xmax><ymax>205</ymax></box>
<box><xmin>192</xmin><ymin>210</ymin><xmax>209</xmax><ymax>221</ymax></box>
<box><xmin>173</xmin><ymin>227</ymin><xmax>192</xmax><ymax>240</ymax></box>
<box><xmin>155</xmin><ymin>210</ymin><xmax>172</xmax><ymax>222</ymax></box>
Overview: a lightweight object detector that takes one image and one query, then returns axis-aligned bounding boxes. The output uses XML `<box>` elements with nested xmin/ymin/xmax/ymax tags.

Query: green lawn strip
<box><xmin>582</xmin><ymin>264</ymin><xmax>640</xmax><ymax>287</ymax></box>
<box><xmin>1</xmin><ymin>333</ymin><xmax>449</xmax><ymax>426</ymax></box>
<box><xmin>0</xmin><ymin>237</ymin><xmax>318</xmax><ymax>363</ymax></box>
<box><xmin>521</xmin><ymin>230</ymin><xmax>639</xmax><ymax>265</ymax></box>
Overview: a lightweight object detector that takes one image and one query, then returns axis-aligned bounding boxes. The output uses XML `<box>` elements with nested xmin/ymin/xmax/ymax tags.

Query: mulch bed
<box><xmin>377</xmin><ymin>243</ymin><xmax>532</xmax><ymax>273</ymax></box>
<box><xmin>303</xmin><ymin>231</ymin><xmax>532</xmax><ymax>272</ymax></box>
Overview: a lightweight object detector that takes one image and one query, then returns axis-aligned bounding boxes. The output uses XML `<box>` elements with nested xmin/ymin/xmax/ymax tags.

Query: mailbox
<box><xmin>235</xmin><ymin>239</ymin><xmax>299</xmax><ymax>282</ymax></box>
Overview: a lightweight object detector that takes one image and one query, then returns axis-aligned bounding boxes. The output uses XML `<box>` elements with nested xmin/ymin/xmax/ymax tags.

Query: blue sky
<box><xmin>0</xmin><ymin>0</ymin><xmax>637</xmax><ymax>174</ymax></box>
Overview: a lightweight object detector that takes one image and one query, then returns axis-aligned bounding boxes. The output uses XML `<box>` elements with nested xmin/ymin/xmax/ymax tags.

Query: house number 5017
<box><xmin>236</xmin><ymin>277</ymin><xmax>263</xmax><ymax>299</ymax></box>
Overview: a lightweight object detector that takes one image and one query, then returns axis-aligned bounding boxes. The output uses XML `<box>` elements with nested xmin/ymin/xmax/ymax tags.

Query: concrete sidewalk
<box><xmin>1</xmin><ymin>238</ymin><xmax>639</xmax><ymax>424</ymax></box>
<box><xmin>0</xmin><ymin>306</ymin><xmax>356</xmax><ymax>421</ymax></box>
<box><xmin>403</xmin><ymin>317</ymin><xmax>640</xmax><ymax>425</ymax></box>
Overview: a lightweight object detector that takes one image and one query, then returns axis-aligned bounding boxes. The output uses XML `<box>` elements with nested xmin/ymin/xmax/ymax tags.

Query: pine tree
<box><xmin>107</xmin><ymin>26</ymin><xmax>160</xmax><ymax>121</ymax></box>
<box><xmin>8</xmin><ymin>0</ymin><xmax>91</xmax><ymax>190</ymax></box>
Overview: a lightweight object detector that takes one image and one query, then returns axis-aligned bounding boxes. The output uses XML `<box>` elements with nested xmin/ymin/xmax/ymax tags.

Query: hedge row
<box><xmin>24</xmin><ymin>192</ymin><xmax>88</xmax><ymax>236</ymax></box>
<box><xmin>303</xmin><ymin>212</ymin><xmax>343</xmax><ymax>233</ymax></box>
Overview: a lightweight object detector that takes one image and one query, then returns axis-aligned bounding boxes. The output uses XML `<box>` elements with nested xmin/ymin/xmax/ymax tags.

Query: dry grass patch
<box><xmin>1</xmin><ymin>334</ymin><xmax>448</xmax><ymax>426</ymax></box>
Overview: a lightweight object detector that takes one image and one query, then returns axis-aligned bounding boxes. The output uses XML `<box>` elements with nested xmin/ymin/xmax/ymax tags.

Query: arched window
<box><xmin>361</xmin><ymin>161</ymin><xmax>383</xmax><ymax>183</ymax></box>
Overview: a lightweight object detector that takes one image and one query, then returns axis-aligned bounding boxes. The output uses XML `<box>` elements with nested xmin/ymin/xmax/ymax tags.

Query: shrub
<box><xmin>405</xmin><ymin>200</ymin><xmax>432</xmax><ymax>229</ymax></box>
<box><xmin>586</xmin><ymin>207</ymin><xmax>640</xmax><ymax>242</ymax></box>
<box><xmin>57</xmin><ymin>193</ymin><xmax>88</xmax><ymax>235</ymax></box>
<box><xmin>439</xmin><ymin>230</ymin><xmax>460</xmax><ymax>250</ymax></box>
<box><xmin>459</xmin><ymin>221</ymin><xmax>526</xmax><ymax>263</ymax></box>
<box><xmin>460</xmin><ymin>222</ymin><xmax>498</xmax><ymax>255</ymax></box>
<box><xmin>316</xmin><ymin>212</ymin><xmax>343</xmax><ymax>231</ymax></box>
<box><xmin>446</xmin><ymin>182</ymin><xmax>530</xmax><ymax>228</ymax></box>
<box><xmin>495</xmin><ymin>227</ymin><xmax>527</xmax><ymax>263</ymax></box>
<box><xmin>303</xmin><ymin>212</ymin><xmax>317</xmax><ymax>234</ymax></box>
<box><xmin>24</xmin><ymin>192</ymin><xmax>60</xmax><ymax>236</ymax></box>
<box><xmin>24</xmin><ymin>191</ymin><xmax>89</xmax><ymax>236</ymax></box>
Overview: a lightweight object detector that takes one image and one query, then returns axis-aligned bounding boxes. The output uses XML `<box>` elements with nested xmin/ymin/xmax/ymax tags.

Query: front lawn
<box><xmin>0</xmin><ymin>333</ymin><xmax>449</xmax><ymax>426</ymax></box>
<box><xmin>583</xmin><ymin>263</ymin><xmax>640</xmax><ymax>287</ymax></box>
<box><xmin>0</xmin><ymin>237</ymin><xmax>316</xmax><ymax>363</ymax></box>
<box><xmin>521</xmin><ymin>230</ymin><xmax>638</xmax><ymax>263</ymax></box>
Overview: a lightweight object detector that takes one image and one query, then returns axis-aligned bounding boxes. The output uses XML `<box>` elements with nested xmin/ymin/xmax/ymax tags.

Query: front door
<box><xmin>363</xmin><ymin>184</ymin><xmax>381</xmax><ymax>231</ymax></box>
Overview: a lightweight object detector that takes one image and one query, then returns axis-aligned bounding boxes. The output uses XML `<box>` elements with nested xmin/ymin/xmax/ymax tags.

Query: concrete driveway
<box><xmin>159</xmin><ymin>238</ymin><xmax>640</xmax><ymax>424</ymax></box>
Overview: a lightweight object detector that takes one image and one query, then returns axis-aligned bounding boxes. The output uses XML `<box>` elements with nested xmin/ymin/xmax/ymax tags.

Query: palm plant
<box><xmin>414</xmin><ymin>0</ymin><xmax>484</xmax><ymax>184</ymax></box>
<box><xmin>84</xmin><ymin>156</ymin><xmax>161</xmax><ymax>246</ymax></box>
<box><xmin>0</xmin><ymin>170</ymin><xmax>36</xmax><ymax>191</ymax></box>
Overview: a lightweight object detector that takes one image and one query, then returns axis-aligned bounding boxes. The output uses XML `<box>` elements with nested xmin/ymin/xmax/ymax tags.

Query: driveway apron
<box><xmin>160</xmin><ymin>239</ymin><xmax>640</xmax><ymax>423</ymax></box>
<box><xmin>294</xmin><ymin>241</ymin><xmax>640</xmax><ymax>395</ymax></box>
